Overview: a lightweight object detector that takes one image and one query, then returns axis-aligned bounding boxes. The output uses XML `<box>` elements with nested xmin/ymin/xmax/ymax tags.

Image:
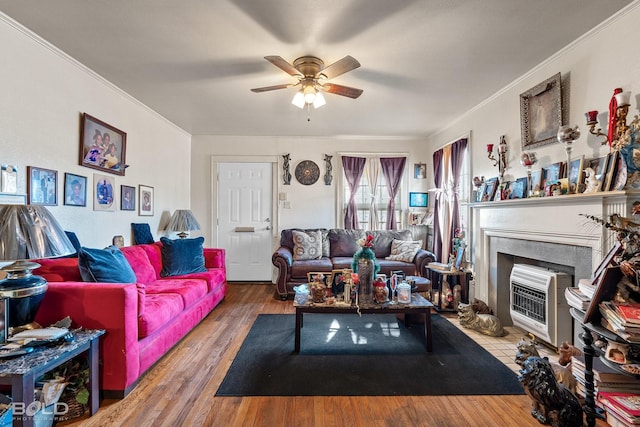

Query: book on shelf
<box><xmin>572</xmin><ymin>355</ymin><xmax>640</xmax><ymax>385</ymax></box>
<box><xmin>427</xmin><ymin>262</ymin><xmax>450</xmax><ymax>271</ymax></box>
<box><xmin>601</xmin><ymin>318</ymin><xmax>640</xmax><ymax>343</ymax></box>
<box><xmin>564</xmin><ymin>286</ymin><xmax>590</xmax><ymax>310</ymax></box>
<box><xmin>600</xmin><ymin>301</ymin><xmax>640</xmax><ymax>331</ymax></box>
<box><xmin>606</xmin><ymin>407</ymin><xmax>640</xmax><ymax>427</ymax></box>
<box><xmin>578</xmin><ymin>277</ymin><xmax>597</xmax><ymax>299</ymax></box>
<box><xmin>617</xmin><ymin>304</ymin><xmax>640</xmax><ymax>326</ymax></box>
<box><xmin>599</xmin><ymin>392</ymin><xmax>640</xmax><ymax>417</ymax></box>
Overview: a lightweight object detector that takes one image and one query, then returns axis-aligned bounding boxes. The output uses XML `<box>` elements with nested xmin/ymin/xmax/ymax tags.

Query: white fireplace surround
<box><xmin>470</xmin><ymin>191</ymin><xmax>640</xmax><ymax>325</ymax></box>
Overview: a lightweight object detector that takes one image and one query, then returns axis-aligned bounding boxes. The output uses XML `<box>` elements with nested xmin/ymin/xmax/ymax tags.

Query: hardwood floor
<box><xmin>61</xmin><ymin>283</ymin><xmax>607</xmax><ymax>427</ymax></box>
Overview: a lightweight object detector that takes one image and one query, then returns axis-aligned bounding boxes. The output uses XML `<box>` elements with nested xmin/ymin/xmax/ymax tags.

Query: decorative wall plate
<box><xmin>295</xmin><ymin>160</ymin><xmax>320</xmax><ymax>185</ymax></box>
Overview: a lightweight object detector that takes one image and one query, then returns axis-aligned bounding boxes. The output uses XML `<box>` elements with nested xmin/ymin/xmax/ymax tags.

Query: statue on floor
<box><xmin>518</xmin><ymin>356</ymin><xmax>583</xmax><ymax>427</ymax></box>
<box><xmin>457</xmin><ymin>303</ymin><xmax>505</xmax><ymax>337</ymax></box>
<box><xmin>515</xmin><ymin>337</ymin><xmax>577</xmax><ymax>394</ymax></box>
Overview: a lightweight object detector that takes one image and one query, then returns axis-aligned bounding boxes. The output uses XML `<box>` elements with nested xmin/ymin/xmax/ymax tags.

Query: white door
<box><xmin>218</xmin><ymin>162</ymin><xmax>273</xmax><ymax>281</ymax></box>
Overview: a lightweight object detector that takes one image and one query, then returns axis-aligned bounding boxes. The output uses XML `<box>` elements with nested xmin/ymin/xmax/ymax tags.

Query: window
<box><xmin>340</xmin><ymin>156</ymin><xmax>404</xmax><ymax>230</ymax></box>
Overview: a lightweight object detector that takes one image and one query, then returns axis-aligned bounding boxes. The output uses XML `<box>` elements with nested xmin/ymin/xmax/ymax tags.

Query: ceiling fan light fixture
<box><xmin>291</xmin><ymin>91</ymin><xmax>305</xmax><ymax>108</ymax></box>
<box><xmin>313</xmin><ymin>91</ymin><xmax>326</xmax><ymax>108</ymax></box>
<box><xmin>303</xmin><ymin>85</ymin><xmax>316</xmax><ymax>104</ymax></box>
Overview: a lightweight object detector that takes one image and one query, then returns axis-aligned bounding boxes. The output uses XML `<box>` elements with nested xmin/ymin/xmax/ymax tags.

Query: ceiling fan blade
<box><xmin>321</xmin><ymin>83</ymin><xmax>363</xmax><ymax>99</ymax></box>
<box><xmin>318</xmin><ymin>55</ymin><xmax>361</xmax><ymax>80</ymax></box>
<box><xmin>264</xmin><ymin>56</ymin><xmax>302</xmax><ymax>77</ymax></box>
<box><xmin>251</xmin><ymin>83</ymin><xmax>294</xmax><ymax>93</ymax></box>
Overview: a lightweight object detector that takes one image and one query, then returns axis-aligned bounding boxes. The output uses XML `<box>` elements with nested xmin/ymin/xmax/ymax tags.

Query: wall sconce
<box><xmin>487</xmin><ymin>136</ymin><xmax>508</xmax><ymax>179</ymax></box>
<box><xmin>585</xmin><ymin>110</ymin><xmax>608</xmax><ymax>145</ymax></box>
<box><xmin>612</xmin><ymin>91</ymin><xmax>632</xmax><ymax>150</ymax></box>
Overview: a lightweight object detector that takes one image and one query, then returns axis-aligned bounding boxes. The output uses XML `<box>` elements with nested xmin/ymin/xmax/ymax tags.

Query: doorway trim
<box><xmin>210</xmin><ymin>155</ymin><xmax>279</xmax><ymax>247</ymax></box>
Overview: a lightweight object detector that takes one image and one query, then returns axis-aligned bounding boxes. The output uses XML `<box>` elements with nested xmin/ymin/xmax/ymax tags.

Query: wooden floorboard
<box><xmin>58</xmin><ymin>283</ymin><xmax>607</xmax><ymax>426</ymax></box>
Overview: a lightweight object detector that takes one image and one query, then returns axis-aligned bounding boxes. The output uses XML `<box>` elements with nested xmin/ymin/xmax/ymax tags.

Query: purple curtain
<box><xmin>380</xmin><ymin>157</ymin><xmax>406</xmax><ymax>230</ymax></box>
<box><xmin>432</xmin><ymin>149</ymin><xmax>444</xmax><ymax>261</ymax></box>
<box><xmin>449</xmin><ymin>138</ymin><xmax>468</xmax><ymax>244</ymax></box>
<box><xmin>342</xmin><ymin>156</ymin><xmax>366</xmax><ymax>229</ymax></box>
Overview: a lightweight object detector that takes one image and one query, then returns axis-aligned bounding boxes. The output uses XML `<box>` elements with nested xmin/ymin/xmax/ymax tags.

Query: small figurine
<box><xmin>323</xmin><ymin>154</ymin><xmax>333</xmax><ymax>185</ymax></box>
<box><xmin>283</xmin><ymin>154</ymin><xmax>292</xmax><ymax>185</ymax></box>
<box><xmin>582</xmin><ymin>167</ymin><xmax>599</xmax><ymax>193</ymax></box>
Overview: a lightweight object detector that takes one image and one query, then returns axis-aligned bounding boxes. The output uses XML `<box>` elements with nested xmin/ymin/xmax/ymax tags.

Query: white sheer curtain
<box><xmin>365</xmin><ymin>157</ymin><xmax>380</xmax><ymax>230</ymax></box>
<box><xmin>438</xmin><ymin>146</ymin><xmax>453</xmax><ymax>261</ymax></box>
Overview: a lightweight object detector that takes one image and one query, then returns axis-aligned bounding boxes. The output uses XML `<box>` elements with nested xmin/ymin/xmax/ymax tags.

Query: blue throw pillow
<box><xmin>62</xmin><ymin>230</ymin><xmax>82</xmax><ymax>258</ymax></box>
<box><xmin>160</xmin><ymin>237</ymin><xmax>207</xmax><ymax>277</ymax></box>
<box><xmin>78</xmin><ymin>245</ymin><xmax>137</xmax><ymax>283</ymax></box>
<box><xmin>131</xmin><ymin>223</ymin><xmax>155</xmax><ymax>245</ymax></box>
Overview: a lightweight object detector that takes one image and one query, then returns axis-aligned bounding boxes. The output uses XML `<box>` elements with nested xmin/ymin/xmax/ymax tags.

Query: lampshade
<box><xmin>291</xmin><ymin>85</ymin><xmax>326</xmax><ymax>109</ymax></box>
<box><xmin>0</xmin><ymin>205</ymin><xmax>74</xmax><ymax>330</ymax></box>
<box><xmin>166</xmin><ymin>209</ymin><xmax>201</xmax><ymax>239</ymax></box>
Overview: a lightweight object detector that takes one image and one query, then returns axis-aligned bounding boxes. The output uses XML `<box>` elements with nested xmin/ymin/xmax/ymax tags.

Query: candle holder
<box><xmin>520</xmin><ymin>152</ymin><xmax>537</xmax><ymax>197</ymax></box>
<box><xmin>585</xmin><ymin>110</ymin><xmax>608</xmax><ymax>145</ymax></box>
<box><xmin>557</xmin><ymin>125</ymin><xmax>581</xmax><ymax>192</ymax></box>
<box><xmin>486</xmin><ymin>143</ymin><xmax>498</xmax><ymax>167</ymax></box>
<box><xmin>612</xmin><ymin>91</ymin><xmax>632</xmax><ymax>150</ymax></box>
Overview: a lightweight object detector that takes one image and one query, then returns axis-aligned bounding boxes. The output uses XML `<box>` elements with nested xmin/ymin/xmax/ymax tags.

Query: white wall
<box><xmin>430</xmin><ymin>3</ymin><xmax>640</xmax><ymax>194</ymax></box>
<box><xmin>191</xmin><ymin>136</ymin><xmax>431</xmax><ymax>246</ymax></box>
<box><xmin>0</xmin><ymin>14</ymin><xmax>191</xmax><ymax>247</ymax></box>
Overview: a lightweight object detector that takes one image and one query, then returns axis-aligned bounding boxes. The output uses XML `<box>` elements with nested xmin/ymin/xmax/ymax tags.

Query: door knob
<box><xmin>266</xmin><ymin>226</ymin><xmax>272</xmax><ymax>230</ymax></box>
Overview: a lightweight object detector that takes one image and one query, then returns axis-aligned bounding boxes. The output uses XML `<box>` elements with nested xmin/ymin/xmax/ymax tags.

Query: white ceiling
<box><xmin>0</xmin><ymin>0</ymin><xmax>633</xmax><ymax>138</ymax></box>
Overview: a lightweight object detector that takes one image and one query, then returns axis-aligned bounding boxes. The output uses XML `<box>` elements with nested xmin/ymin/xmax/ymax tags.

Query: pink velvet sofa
<box><xmin>32</xmin><ymin>242</ymin><xmax>227</xmax><ymax>398</ymax></box>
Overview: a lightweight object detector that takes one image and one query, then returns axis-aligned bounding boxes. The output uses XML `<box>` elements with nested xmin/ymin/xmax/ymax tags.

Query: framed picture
<box><xmin>567</xmin><ymin>156</ymin><xmax>584</xmax><ymax>194</ymax></box>
<box><xmin>63</xmin><ymin>173</ymin><xmax>87</xmax><ymax>207</ymax></box>
<box><xmin>588</xmin><ymin>155</ymin><xmax>609</xmax><ymax>192</ymax></box>
<box><xmin>482</xmin><ymin>177</ymin><xmax>498</xmax><ymax>202</ymax></box>
<box><xmin>121</xmin><ymin>185</ymin><xmax>136</xmax><ymax>211</ymax></box>
<box><xmin>542</xmin><ymin>162</ymin><xmax>563</xmax><ymax>188</ymax></box>
<box><xmin>603</xmin><ymin>151</ymin><xmax>620</xmax><ymax>192</ymax></box>
<box><xmin>79</xmin><ymin>113</ymin><xmax>128</xmax><ymax>176</ymax></box>
<box><xmin>27</xmin><ymin>166</ymin><xmax>57</xmax><ymax>206</ymax></box>
<box><xmin>414</xmin><ymin>163</ymin><xmax>426</xmax><ymax>179</ymax></box>
<box><xmin>307</xmin><ymin>271</ymin><xmax>330</xmax><ymax>285</ymax></box>
<box><xmin>520</xmin><ymin>73</ymin><xmax>562</xmax><ymax>149</ymax></box>
<box><xmin>93</xmin><ymin>173</ymin><xmax>115</xmax><ymax>211</ymax></box>
<box><xmin>475</xmin><ymin>182</ymin><xmax>487</xmax><ymax>202</ymax></box>
<box><xmin>529</xmin><ymin>169</ymin><xmax>543</xmax><ymax>195</ymax></box>
<box><xmin>409</xmin><ymin>192</ymin><xmax>428</xmax><ymax>208</ymax></box>
<box><xmin>139</xmin><ymin>185</ymin><xmax>154</xmax><ymax>216</ymax></box>
<box><xmin>509</xmin><ymin>177</ymin><xmax>527</xmax><ymax>199</ymax></box>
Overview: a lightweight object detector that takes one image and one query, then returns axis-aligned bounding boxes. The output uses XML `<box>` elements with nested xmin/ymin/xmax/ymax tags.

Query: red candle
<box><xmin>487</xmin><ymin>144</ymin><xmax>494</xmax><ymax>153</ymax></box>
<box><xmin>586</xmin><ymin>110</ymin><xmax>598</xmax><ymax>123</ymax></box>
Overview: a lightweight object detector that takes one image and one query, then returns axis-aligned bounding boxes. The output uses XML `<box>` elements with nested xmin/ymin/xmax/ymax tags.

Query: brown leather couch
<box><xmin>272</xmin><ymin>228</ymin><xmax>436</xmax><ymax>299</ymax></box>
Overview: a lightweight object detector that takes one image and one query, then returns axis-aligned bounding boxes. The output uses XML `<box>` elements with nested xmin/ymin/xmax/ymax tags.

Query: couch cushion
<box><xmin>386</xmin><ymin>239</ymin><xmax>422</xmax><ymax>262</ymax></box>
<box><xmin>159</xmin><ymin>237</ymin><xmax>207</xmax><ymax>277</ymax></box>
<box><xmin>121</xmin><ymin>245</ymin><xmax>157</xmax><ymax>284</ymax></box>
<box><xmin>290</xmin><ymin>258</ymin><xmax>333</xmax><ymax>279</ymax></box>
<box><xmin>371</xmin><ymin>230</ymin><xmax>413</xmax><ymax>258</ymax></box>
<box><xmin>280</xmin><ymin>228</ymin><xmax>329</xmax><ymax>257</ymax></box>
<box><xmin>146</xmin><ymin>278</ymin><xmax>208</xmax><ymax>308</ymax></box>
<box><xmin>138</xmin><ymin>292</ymin><xmax>184</xmax><ymax>338</ymax></box>
<box><xmin>167</xmin><ymin>269</ymin><xmax>226</xmax><ymax>293</ymax></box>
<box><xmin>377</xmin><ymin>260</ymin><xmax>416</xmax><ymax>277</ymax></box>
<box><xmin>328</xmin><ymin>229</ymin><xmax>366</xmax><ymax>257</ymax></box>
<box><xmin>292</xmin><ymin>230</ymin><xmax>323</xmax><ymax>261</ymax></box>
<box><xmin>33</xmin><ymin>257</ymin><xmax>82</xmax><ymax>282</ymax></box>
<box><xmin>78</xmin><ymin>246</ymin><xmax>137</xmax><ymax>283</ymax></box>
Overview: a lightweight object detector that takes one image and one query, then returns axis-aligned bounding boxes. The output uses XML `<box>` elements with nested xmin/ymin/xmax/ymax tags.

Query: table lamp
<box><xmin>0</xmin><ymin>205</ymin><xmax>75</xmax><ymax>330</ymax></box>
<box><xmin>166</xmin><ymin>209</ymin><xmax>200</xmax><ymax>239</ymax></box>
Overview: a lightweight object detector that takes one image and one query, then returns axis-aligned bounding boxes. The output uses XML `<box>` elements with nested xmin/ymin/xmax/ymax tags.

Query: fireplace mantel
<box><xmin>469</xmin><ymin>190</ymin><xmax>640</xmax><ymax>318</ymax></box>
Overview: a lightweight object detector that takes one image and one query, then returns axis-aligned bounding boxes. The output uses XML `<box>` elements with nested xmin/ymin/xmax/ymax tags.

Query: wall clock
<box><xmin>295</xmin><ymin>160</ymin><xmax>320</xmax><ymax>185</ymax></box>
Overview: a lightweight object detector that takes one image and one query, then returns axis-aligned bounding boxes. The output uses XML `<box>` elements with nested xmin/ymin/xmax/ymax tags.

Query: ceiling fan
<box><xmin>251</xmin><ymin>55</ymin><xmax>363</xmax><ymax>109</ymax></box>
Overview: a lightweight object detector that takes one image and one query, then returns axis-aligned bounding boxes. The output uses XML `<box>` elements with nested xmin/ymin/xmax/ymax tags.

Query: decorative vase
<box><xmin>358</xmin><ymin>258</ymin><xmax>375</xmax><ymax>298</ymax></box>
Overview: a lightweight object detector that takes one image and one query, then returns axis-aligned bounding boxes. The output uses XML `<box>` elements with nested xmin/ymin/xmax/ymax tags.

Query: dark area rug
<box><xmin>216</xmin><ymin>313</ymin><xmax>524</xmax><ymax>396</ymax></box>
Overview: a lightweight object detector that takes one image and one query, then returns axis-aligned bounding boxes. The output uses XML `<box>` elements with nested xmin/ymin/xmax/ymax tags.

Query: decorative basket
<box><xmin>56</xmin><ymin>395</ymin><xmax>86</xmax><ymax>421</ymax></box>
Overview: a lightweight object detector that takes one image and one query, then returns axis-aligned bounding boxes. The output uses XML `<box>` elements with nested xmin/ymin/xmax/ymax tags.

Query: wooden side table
<box><xmin>0</xmin><ymin>329</ymin><xmax>105</xmax><ymax>427</ymax></box>
<box><xmin>426</xmin><ymin>267</ymin><xmax>470</xmax><ymax>311</ymax></box>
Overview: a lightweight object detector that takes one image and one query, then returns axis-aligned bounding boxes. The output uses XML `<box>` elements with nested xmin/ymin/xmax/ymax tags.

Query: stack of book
<box><xmin>598</xmin><ymin>392</ymin><xmax>640</xmax><ymax>427</ymax></box>
<box><xmin>564</xmin><ymin>286</ymin><xmax>591</xmax><ymax>310</ymax></box>
<box><xmin>572</xmin><ymin>355</ymin><xmax>640</xmax><ymax>399</ymax></box>
<box><xmin>427</xmin><ymin>262</ymin><xmax>450</xmax><ymax>271</ymax></box>
<box><xmin>564</xmin><ymin>278</ymin><xmax>597</xmax><ymax>311</ymax></box>
<box><xmin>599</xmin><ymin>302</ymin><xmax>640</xmax><ymax>343</ymax></box>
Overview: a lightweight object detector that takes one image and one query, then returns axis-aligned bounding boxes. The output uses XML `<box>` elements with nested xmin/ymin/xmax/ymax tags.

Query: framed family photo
<box><xmin>139</xmin><ymin>185</ymin><xmax>154</xmax><ymax>216</ymax></box>
<box><xmin>520</xmin><ymin>73</ymin><xmax>562</xmax><ymax>149</ymax></box>
<box><xmin>121</xmin><ymin>185</ymin><xmax>136</xmax><ymax>211</ymax></box>
<box><xmin>94</xmin><ymin>173</ymin><xmax>115</xmax><ymax>211</ymax></box>
<box><xmin>64</xmin><ymin>173</ymin><xmax>87</xmax><ymax>207</ymax></box>
<box><xmin>27</xmin><ymin>166</ymin><xmax>57</xmax><ymax>206</ymax></box>
<box><xmin>414</xmin><ymin>163</ymin><xmax>426</xmax><ymax>179</ymax></box>
<box><xmin>79</xmin><ymin>113</ymin><xmax>128</xmax><ymax>176</ymax></box>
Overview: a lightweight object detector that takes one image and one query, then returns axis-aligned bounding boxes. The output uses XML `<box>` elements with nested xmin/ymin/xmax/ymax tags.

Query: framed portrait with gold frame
<box><xmin>520</xmin><ymin>73</ymin><xmax>562</xmax><ymax>149</ymax></box>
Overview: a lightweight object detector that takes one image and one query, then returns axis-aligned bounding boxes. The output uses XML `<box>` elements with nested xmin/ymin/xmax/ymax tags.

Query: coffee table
<box><xmin>294</xmin><ymin>293</ymin><xmax>434</xmax><ymax>353</ymax></box>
